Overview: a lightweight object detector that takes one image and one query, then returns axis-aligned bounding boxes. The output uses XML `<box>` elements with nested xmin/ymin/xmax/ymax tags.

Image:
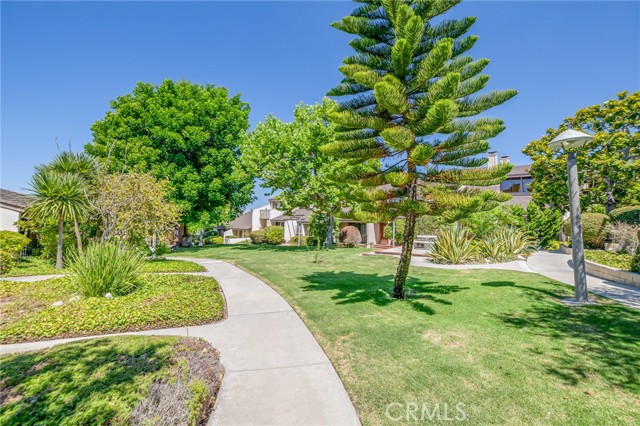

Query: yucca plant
<box><xmin>430</xmin><ymin>226</ymin><xmax>477</xmax><ymax>264</ymax></box>
<box><xmin>476</xmin><ymin>234</ymin><xmax>506</xmax><ymax>263</ymax></box>
<box><xmin>494</xmin><ymin>227</ymin><xmax>535</xmax><ymax>258</ymax></box>
<box><xmin>68</xmin><ymin>241</ymin><xmax>144</xmax><ymax>297</ymax></box>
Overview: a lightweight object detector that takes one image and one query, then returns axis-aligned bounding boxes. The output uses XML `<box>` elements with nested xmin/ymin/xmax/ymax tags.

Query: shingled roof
<box><xmin>226</xmin><ymin>211</ymin><xmax>252</xmax><ymax>230</ymax></box>
<box><xmin>0</xmin><ymin>188</ymin><xmax>34</xmax><ymax>212</ymax></box>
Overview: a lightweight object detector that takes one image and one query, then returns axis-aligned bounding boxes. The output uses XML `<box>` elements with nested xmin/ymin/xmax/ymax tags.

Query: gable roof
<box><xmin>0</xmin><ymin>188</ymin><xmax>34</xmax><ymax>212</ymax></box>
<box><xmin>271</xmin><ymin>208</ymin><xmax>312</xmax><ymax>223</ymax></box>
<box><xmin>225</xmin><ymin>211</ymin><xmax>252</xmax><ymax>230</ymax></box>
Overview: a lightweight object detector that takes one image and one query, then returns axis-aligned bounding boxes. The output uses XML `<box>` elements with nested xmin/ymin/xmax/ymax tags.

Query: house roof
<box><xmin>0</xmin><ymin>188</ymin><xmax>34</xmax><ymax>212</ymax></box>
<box><xmin>226</xmin><ymin>211</ymin><xmax>252</xmax><ymax>230</ymax></box>
<box><xmin>271</xmin><ymin>208</ymin><xmax>312</xmax><ymax>223</ymax></box>
<box><xmin>506</xmin><ymin>164</ymin><xmax>532</xmax><ymax>178</ymax></box>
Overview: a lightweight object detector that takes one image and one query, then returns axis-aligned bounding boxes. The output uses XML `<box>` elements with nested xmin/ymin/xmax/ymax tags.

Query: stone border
<box><xmin>559</xmin><ymin>245</ymin><xmax>640</xmax><ymax>288</ymax></box>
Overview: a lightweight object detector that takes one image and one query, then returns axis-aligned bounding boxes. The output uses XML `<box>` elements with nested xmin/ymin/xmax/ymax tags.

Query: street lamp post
<box><xmin>548</xmin><ymin>129</ymin><xmax>594</xmax><ymax>305</ymax></box>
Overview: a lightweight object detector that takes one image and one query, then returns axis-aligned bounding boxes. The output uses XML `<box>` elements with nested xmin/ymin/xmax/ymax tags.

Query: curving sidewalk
<box><xmin>0</xmin><ymin>258</ymin><xmax>361</xmax><ymax>426</ymax></box>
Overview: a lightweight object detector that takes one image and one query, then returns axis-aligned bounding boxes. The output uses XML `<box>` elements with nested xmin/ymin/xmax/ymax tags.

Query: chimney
<box><xmin>500</xmin><ymin>155</ymin><xmax>510</xmax><ymax>164</ymax></box>
<box><xmin>488</xmin><ymin>151</ymin><xmax>498</xmax><ymax>168</ymax></box>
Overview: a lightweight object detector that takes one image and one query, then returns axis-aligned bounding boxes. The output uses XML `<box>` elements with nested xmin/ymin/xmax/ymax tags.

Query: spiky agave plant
<box><xmin>322</xmin><ymin>0</ymin><xmax>516</xmax><ymax>298</ymax></box>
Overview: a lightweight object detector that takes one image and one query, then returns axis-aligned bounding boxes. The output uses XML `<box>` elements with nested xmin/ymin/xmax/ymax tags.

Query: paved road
<box><xmin>1</xmin><ymin>258</ymin><xmax>361</xmax><ymax>426</ymax></box>
<box><xmin>527</xmin><ymin>251</ymin><xmax>640</xmax><ymax>310</ymax></box>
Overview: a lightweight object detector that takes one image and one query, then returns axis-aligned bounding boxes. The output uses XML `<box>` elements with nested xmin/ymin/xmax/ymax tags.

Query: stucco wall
<box><xmin>0</xmin><ymin>207</ymin><xmax>20</xmax><ymax>232</ymax></box>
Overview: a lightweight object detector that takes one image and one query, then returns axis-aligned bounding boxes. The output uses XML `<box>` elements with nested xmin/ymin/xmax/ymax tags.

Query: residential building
<box><xmin>484</xmin><ymin>152</ymin><xmax>533</xmax><ymax>208</ymax></box>
<box><xmin>0</xmin><ymin>188</ymin><xmax>33</xmax><ymax>232</ymax></box>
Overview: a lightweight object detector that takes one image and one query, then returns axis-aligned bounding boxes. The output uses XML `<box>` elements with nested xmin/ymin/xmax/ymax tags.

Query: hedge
<box><xmin>609</xmin><ymin>206</ymin><xmax>640</xmax><ymax>226</ymax></box>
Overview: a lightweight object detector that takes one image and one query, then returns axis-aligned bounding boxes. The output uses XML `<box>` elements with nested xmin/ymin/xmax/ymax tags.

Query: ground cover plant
<box><xmin>0</xmin><ymin>274</ymin><xmax>224</xmax><ymax>343</ymax></box>
<box><xmin>175</xmin><ymin>245</ymin><xmax>640</xmax><ymax>425</ymax></box>
<box><xmin>0</xmin><ymin>335</ymin><xmax>223</xmax><ymax>426</ymax></box>
<box><xmin>140</xmin><ymin>259</ymin><xmax>207</xmax><ymax>273</ymax></box>
<box><xmin>585</xmin><ymin>249</ymin><xmax>634</xmax><ymax>271</ymax></box>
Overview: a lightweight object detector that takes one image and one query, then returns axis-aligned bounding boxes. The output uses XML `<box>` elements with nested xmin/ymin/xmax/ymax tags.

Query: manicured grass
<box><xmin>0</xmin><ymin>257</ymin><xmax>63</xmax><ymax>277</ymax></box>
<box><xmin>585</xmin><ymin>249</ymin><xmax>634</xmax><ymax>271</ymax></box>
<box><xmin>175</xmin><ymin>245</ymin><xmax>640</xmax><ymax>425</ymax></box>
<box><xmin>0</xmin><ymin>274</ymin><xmax>224</xmax><ymax>343</ymax></box>
<box><xmin>140</xmin><ymin>258</ymin><xmax>206</xmax><ymax>273</ymax></box>
<box><xmin>0</xmin><ymin>335</ymin><xmax>223</xmax><ymax>426</ymax></box>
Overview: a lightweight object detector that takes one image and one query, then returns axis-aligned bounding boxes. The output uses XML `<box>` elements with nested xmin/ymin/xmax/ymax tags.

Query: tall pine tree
<box><xmin>323</xmin><ymin>0</ymin><xmax>516</xmax><ymax>298</ymax></box>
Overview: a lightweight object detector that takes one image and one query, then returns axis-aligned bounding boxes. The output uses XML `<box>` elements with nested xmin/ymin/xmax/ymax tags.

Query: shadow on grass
<box><xmin>0</xmin><ymin>337</ymin><xmax>173</xmax><ymax>425</ymax></box>
<box><xmin>300</xmin><ymin>271</ymin><xmax>469</xmax><ymax>315</ymax></box>
<box><xmin>178</xmin><ymin>244</ymin><xmax>313</xmax><ymax>254</ymax></box>
<box><xmin>488</xmin><ymin>280</ymin><xmax>640</xmax><ymax>392</ymax></box>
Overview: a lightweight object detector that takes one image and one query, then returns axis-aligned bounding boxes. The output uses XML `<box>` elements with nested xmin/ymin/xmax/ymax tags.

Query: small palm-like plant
<box><xmin>26</xmin><ymin>170</ymin><xmax>90</xmax><ymax>268</ymax></box>
<box><xmin>69</xmin><ymin>241</ymin><xmax>144</xmax><ymax>297</ymax></box>
<box><xmin>430</xmin><ymin>226</ymin><xmax>477</xmax><ymax>264</ymax></box>
<box><xmin>495</xmin><ymin>227</ymin><xmax>535</xmax><ymax>258</ymax></box>
<box><xmin>476</xmin><ymin>234</ymin><xmax>507</xmax><ymax>263</ymax></box>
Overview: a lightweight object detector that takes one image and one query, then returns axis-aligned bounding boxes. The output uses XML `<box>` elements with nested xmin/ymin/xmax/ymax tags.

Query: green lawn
<box><xmin>585</xmin><ymin>249</ymin><xmax>634</xmax><ymax>271</ymax></box>
<box><xmin>175</xmin><ymin>245</ymin><xmax>640</xmax><ymax>425</ymax></box>
<box><xmin>140</xmin><ymin>258</ymin><xmax>206</xmax><ymax>273</ymax></box>
<box><xmin>0</xmin><ymin>335</ymin><xmax>223</xmax><ymax>426</ymax></box>
<box><xmin>0</xmin><ymin>274</ymin><xmax>224</xmax><ymax>343</ymax></box>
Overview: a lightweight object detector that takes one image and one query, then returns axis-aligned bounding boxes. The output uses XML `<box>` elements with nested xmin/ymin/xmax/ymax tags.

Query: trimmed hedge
<box><xmin>339</xmin><ymin>226</ymin><xmax>362</xmax><ymax>247</ymax></box>
<box><xmin>249</xmin><ymin>230</ymin><xmax>266</xmax><ymax>244</ymax></box>
<box><xmin>609</xmin><ymin>206</ymin><xmax>640</xmax><ymax>226</ymax></box>
<box><xmin>563</xmin><ymin>213</ymin><xmax>610</xmax><ymax>249</ymax></box>
<box><xmin>263</xmin><ymin>226</ymin><xmax>284</xmax><ymax>245</ymax></box>
<box><xmin>204</xmin><ymin>236</ymin><xmax>224</xmax><ymax>245</ymax></box>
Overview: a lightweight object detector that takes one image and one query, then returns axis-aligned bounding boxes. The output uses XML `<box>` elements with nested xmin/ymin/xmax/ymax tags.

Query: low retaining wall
<box><xmin>559</xmin><ymin>245</ymin><xmax>640</xmax><ymax>288</ymax></box>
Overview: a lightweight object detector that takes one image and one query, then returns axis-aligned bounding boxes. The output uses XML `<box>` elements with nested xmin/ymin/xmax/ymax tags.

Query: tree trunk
<box><xmin>326</xmin><ymin>213</ymin><xmax>335</xmax><ymax>248</ymax></box>
<box><xmin>178</xmin><ymin>224</ymin><xmax>188</xmax><ymax>247</ymax></box>
<box><xmin>73</xmin><ymin>219</ymin><xmax>83</xmax><ymax>252</ymax></box>
<box><xmin>56</xmin><ymin>212</ymin><xmax>64</xmax><ymax>269</ymax></box>
<box><xmin>392</xmin><ymin>180</ymin><xmax>418</xmax><ymax>299</ymax></box>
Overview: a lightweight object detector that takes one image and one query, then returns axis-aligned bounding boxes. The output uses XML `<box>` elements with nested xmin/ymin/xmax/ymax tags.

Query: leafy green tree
<box><xmin>323</xmin><ymin>0</ymin><xmax>516</xmax><ymax>298</ymax></box>
<box><xmin>523</xmin><ymin>91</ymin><xmax>639</xmax><ymax>212</ymax></box>
<box><xmin>39</xmin><ymin>151</ymin><xmax>98</xmax><ymax>251</ymax></box>
<box><xmin>243</xmin><ymin>100</ymin><xmax>372</xmax><ymax>246</ymax></box>
<box><xmin>85</xmin><ymin>79</ymin><xmax>254</xmax><ymax>236</ymax></box>
<box><xmin>26</xmin><ymin>170</ymin><xmax>90</xmax><ymax>269</ymax></box>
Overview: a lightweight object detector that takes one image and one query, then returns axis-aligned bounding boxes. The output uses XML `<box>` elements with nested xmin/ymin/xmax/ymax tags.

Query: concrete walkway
<box><xmin>410</xmin><ymin>256</ymin><xmax>534</xmax><ymax>273</ymax></box>
<box><xmin>0</xmin><ymin>258</ymin><xmax>361</xmax><ymax>426</ymax></box>
<box><xmin>0</xmin><ymin>274</ymin><xmax>64</xmax><ymax>282</ymax></box>
<box><xmin>527</xmin><ymin>251</ymin><xmax>640</xmax><ymax>310</ymax></box>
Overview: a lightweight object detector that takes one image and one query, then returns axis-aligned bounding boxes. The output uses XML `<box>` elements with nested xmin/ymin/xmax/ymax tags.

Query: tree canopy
<box><xmin>323</xmin><ymin>0</ymin><xmax>516</xmax><ymax>297</ymax></box>
<box><xmin>523</xmin><ymin>91</ymin><xmax>639</xmax><ymax>211</ymax></box>
<box><xmin>85</xmin><ymin>79</ymin><xmax>254</xmax><ymax>230</ymax></box>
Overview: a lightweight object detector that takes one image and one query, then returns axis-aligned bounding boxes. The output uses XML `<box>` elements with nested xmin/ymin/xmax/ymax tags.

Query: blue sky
<box><xmin>2</xmin><ymin>1</ymin><xmax>639</xmax><ymax>211</ymax></box>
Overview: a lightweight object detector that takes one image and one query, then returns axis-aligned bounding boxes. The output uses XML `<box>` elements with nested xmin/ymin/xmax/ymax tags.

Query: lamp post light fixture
<box><xmin>548</xmin><ymin>129</ymin><xmax>594</xmax><ymax>305</ymax></box>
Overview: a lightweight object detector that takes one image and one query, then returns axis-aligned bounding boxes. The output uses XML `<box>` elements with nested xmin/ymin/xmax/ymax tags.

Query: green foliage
<box><xmin>524</xmin><ymin>203</ymin><xmax>563</xmax><ymax>249</ymax></box>
<box><xmin>204</xmin><ymin>236</ymin><xmax>224</xmax><ymax>245</ymax></box>
<box><xmin>0</xmin><ymin>335</ymin><xmax>221</xmax><ymax>426</ymax></box>
<box><xmin>586</xmin><ymin>204</ymin><xmax>606</xmax><ymax>214</ymax></box>
<box><xmin>493</xmin><ymin>227</ymin><xmax>536</xmax><ymax>258</ymax></box>
<box><xmin>68</xmin><ymin>241</ymin><xmax>144</xmax><ymax>297</ymax></box>
<box><xmin>563</xmin><ymin>213</ymin><xmax>611</xmax><ymax>249</ymax></box>
<box><xmin>0</xmin><ymin>257</ymin><xmax>60</xmax><ymax>277</ymax></box>
<box><xmin>338</xmin><ymin>225</ymin><xmax>362</xmax><ymax>247</ymax></box>
<box><xmin>383</xmin><ymin>216</ymin><xmax>441</xmax><ymax>244</ymax></box>
<box><xmin>609</xmin><ymin>206</ymin><xmax>640</xmax><ymax>226</ymax></box>
<box><xmin>308</xmin><ymin>212</ymin><xmax>339</xmax><ymax>247</ymax></box>
<box><xmin>0</xmin><ymin>274</ymin><xmax>223</xmax><ymax>343</ymax></box>
<box><xmin>86</xmin><ymin>79</ymin><xmax>254</xmax><ymax>228</ymax></box>
<box><xmin>523</xmin><ymin>91</ymin><xmax>640</xmax><ymax>211</ymax></box>
<box><xmin>140</xmin><ymin>260</ymin><xmax>206</xmax><ymax>273</ymax></box>
<box><xmin>249</xmin><ymin>230</ymin><xmax>266</xmax><ymax>244</ymax></box>
<box><xmin>632</xmin><ymin>250</ymin><xmax>640</xmax><ymax>273</ymax></box>
<box><xmin>0</xmin><ymin>231</ymin><xmax>30</xmax><ymax>274</ymax></box>
<box><xmin>585</xmin><ymin>250</ymin><xmax>634</xmax><ymax>271</ymax></box>
<box><xmin>289</xmin><ymin>236</ymin><xmax>308</xmax><ymax>246</ymax></box>
<box><xmin>324</xmin><ymin>0</ymin><xmax>516</xmax><ymax>295</ymax></box>
<box><xmin>430</xmin><ymin>226</ymin><xmax>476</xmax><ymax>264</ymax></box>
<box><xmin>460</xmin><ymin>204</ymin><xmax>525</xmax><ymax>237</ymax></box>
<box><xmin>263</xmin><ymin>226</ymin><xmax>285</xmax><ymax>245</ymax></box>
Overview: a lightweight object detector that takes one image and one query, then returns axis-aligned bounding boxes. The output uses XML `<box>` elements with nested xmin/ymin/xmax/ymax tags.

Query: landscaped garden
<box><xmin>0</xmin><ymin>335</ymin><xmax>223</xmax><ymax>426</ymax></box>
<box><xmin>174</xmin><ymin>244</ymin><xmax>640</xmax><ymax>425</ymax></box>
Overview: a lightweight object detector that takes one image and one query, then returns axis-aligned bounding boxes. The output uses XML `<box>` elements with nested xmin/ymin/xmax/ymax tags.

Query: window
<box><xmin>500</xmin><ymin>177</ymin><xmax>531</xmax><ymax>194</ymax></box>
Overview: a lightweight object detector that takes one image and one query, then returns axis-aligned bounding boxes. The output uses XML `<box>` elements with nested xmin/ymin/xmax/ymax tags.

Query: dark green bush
<box><xmin>289</xmin><ymin>236</ymin><xmax>307</xmax><ymax>246</ymax></box>
<box><xmin>609</xmin><ymin>206</ymin><xmax>640</xmax><ymax>226</ymax></box>
<box><xmin>68</xmin><ymin>241</ymin><xmax>144</xmax><ymax>297</ymax></box>
<box><xmin>263</xmin><ymin>226</ymin><xmax>284</xmax><ymax>245</ymax></box>
<box><xmin>632</xmin><ymin>230</ymin><xmax>640</xmax><ymax>273</ymax></box>
<box><xmin>249</xmin><ymin>230</ymin><xmax>266</xmax><ymax>244</ymax></box>
<box><xmin>563</xmin><ymin>213</ymin><xmax>610</xmax><ymax>249</ymax></box>
<box><xmin>0</xmin><ymin>231</ymin><xmax>30</xmax><ymax>274</ymax></box>
<box><xmin>525</xmin><ymin>204</ymin><xmax>563</xmax><ymax>249</ymax></box>
<box><xmin>308</xmin><ymin>212</ymin><xmax>339</xmax><ymax>246</ymax></box>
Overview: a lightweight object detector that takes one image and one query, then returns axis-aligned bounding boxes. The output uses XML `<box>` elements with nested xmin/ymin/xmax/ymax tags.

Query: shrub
<box><xmin>494</xmin><ymin>227</ymin><xmax>536</xmax><ymax>258</ymax></box>
<box><xmin>609</xmin><ymin>206</ymin><xmax>640</xmax><ymax>226</ymax></box>
<box><xmin>383</xmin><ymin>216</ymin><xmax>442</xmax><ymax>245</ymax></box>
<box><xmin>339</xmin><ymin>226</ymin><xmax>362</xmax><ymax>247</ymax></box>
<box><xmin>608</xmin><ymin>222</ymin><xmax>639</xmax><ymax>253</ymax></box>
<box><xmin>204</xmin><ymin>236</ymin><xmax>224</xmax><ymax>245</ymax></box>
<box><xmin>586</xmin><ymin>204</ymin><xmax>606</xmax><ymax>214</ymax></box>
<box><xmin>68</xmin><ymin>241</ymin><xmax>144</xmax><ymax>297</ymax></box>
<box><xmin>461</xmin><ymin>205</ymin><xmax>525</xmax><ymax>237</ymax></box>
<box><xmin>632</xmin><ymin>229</ymin><xmax>640</xmax><ymax>273</ymax></box>
<box><xmin>563</xmin><ymin>213</ymin><xmax>610</xmax><ymax>249</ymax></box>
<box><xmin>0</xmin><ymin>250</ymin><xmax>14</xmax><ymax>274</ymax></box>
<box><xmin>0</xmin><ymin>231</ymin><xmax>30</xmax><ymax>274</ymax></box>
<box><xmin>524</xmin><ymin>204</ymin><xmax>563</xmax><ymax>249</ymax></box>
<box><xmin>476</xmin><ymin>234</ymin><xmax>507</xmax><ymax>263</ymax></box>
<box><xmin>263</xmin><ymin>226</ymin><xmax>284</xmax><ymax>245</ymax></box>
<box><xmin>430</xmin><ymin>226</ymin><xmax>476</xmax><ymax>264</ymax></box>
<box><xmin>308</xmin><ymin>212</ymin><xmax>339</xmax><ymax>246</ymax></box>
<box><xmin>249</xmin><ymin>230</ymin><xmax>266</xmax><ymax>244</ymax></box>
<box><xmin>289</xmin><ymin>236</ymin><xmax>307</xmax><ymax>246</ymax></box>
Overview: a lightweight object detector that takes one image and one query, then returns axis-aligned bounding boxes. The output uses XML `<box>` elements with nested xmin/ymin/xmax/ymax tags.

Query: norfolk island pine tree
<box><xmin>322</xmin><ymin>0</ymin><xmax>516</xmax><ymax>298</ymax></box>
